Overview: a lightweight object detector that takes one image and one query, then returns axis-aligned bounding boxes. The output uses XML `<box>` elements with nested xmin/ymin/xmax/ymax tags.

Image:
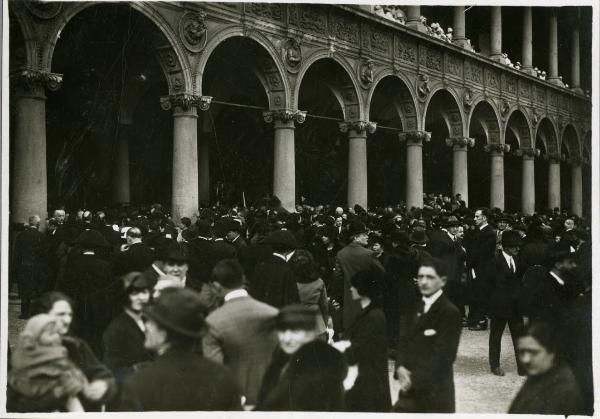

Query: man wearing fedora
<box><xmin>250</xmin><ymin>229</ymin><xmax>300</xmax><ymax>308</ymax></box>
<box><xmin>429</xmin><ymin>216</ymin><xmax>466</xmax><ymax>318</ymax></box>
<box><xmin>484</xmin><ymin>230</ymin><xmax>525</xmax><ymax>376</ymax></box>
<box><xmin>335</xmin><ymin>222</ymin><xmax>384</xmax><ymax>335</ymax></box>
<box><xmin>495</xmin><ymin>213</ymin><xmax>513</xmax><ymax>251</ymax></box>
<box><xmin>115</xmin><ymin>288</ymin><xmax>242</xmax><ymax>411</ymax></box>
<box><xmin>204</xmin><ymin>259</ymin><xmax>279</xmax><ymax>408</ymax></box>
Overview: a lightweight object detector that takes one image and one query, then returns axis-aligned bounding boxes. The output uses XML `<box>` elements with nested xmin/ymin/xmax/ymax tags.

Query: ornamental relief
<box><xmin>519</xmin><ymin>80</ymin><xmax>531</xmax><ymax>99</ymax></box>
<box><xmin>420</xmin><ymin>45</ymin><xmax>442</xmax><ymax>72</ymax></box>
<box><xmin>178</xmin><ymin>11</ymin><xmax>207</xmax><ymax>52</ymax></box>
<box><xmin>370</xmin><ymin>30</ymin><xmax>391</xmax><ymax>55</ymax></box>
<box><xmin>548</xmin><ymin>91</ymin><xmax>557</xmax><ymax>108</ymax></box>
<box><xmin>158</xmin><ymin>49</ymin><xmax>181</xmax><ymax>73</ymax></box>
<box><xmin>247</xmin><ymin>3</ymin><xmax>282</xmax><ymax>21</ymax></box>
<box><xmin>485</xmin><ymin>68</ymin><xmax>500</xmax><ymax>90</ymax></box>
<box><xmin>505</xmin><ymin>75</ymin><xmax>517</xmax><ymax>96</ymax></box>
<box><xmin>289</xmin><ymin>5</ymin><xmax>327</xmax><ymax>33</ymax></box>
<box><xmin>394</xmin><ymin>37</ymin><xmax>417</xmax><ymax>63</ymax></box>
<box><xmin>330</xmin><ymin>14</ymin><xmax>359</xmax><ymax>44</ymax></box>
<box><xmin>535</xmin><ymin>86</ymin><xmax>546</xmax><ymax>104</ymax></box>
<box><xmin>464</xmin><ymin>61</ymin><xmax>482</xmax><ymax>84</ymax></box>
<box><xmin>445</xmin><ymin>54</ymin><xmax>462</xmax><ymax>78</ymax></box>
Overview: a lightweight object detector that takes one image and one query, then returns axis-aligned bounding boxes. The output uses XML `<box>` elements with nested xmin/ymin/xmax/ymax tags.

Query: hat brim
<box><xmin>142</xmin><ymin>305</ymin><xmax>204</xmax><ymax>338</ymax></box>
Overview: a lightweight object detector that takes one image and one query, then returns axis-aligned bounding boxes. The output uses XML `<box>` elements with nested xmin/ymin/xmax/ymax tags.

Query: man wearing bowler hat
<box><xmin>115</xmin><ymin>288</ymin><xmax>242</xmax><ymax>411</ymax></box>
<box><xmin>484</xmin><ymin>229</ymin><xmax>525</xmax><ymax>376</ymax></box>
<box><xmin>250</xmin><ymin>229</ymin><xmax>300</xmax><ymax>308</ymax></box>
<box><xmin>335</xmin><ymin>222</ymin><xmax>384</xmax><ymax>335</ymax></box>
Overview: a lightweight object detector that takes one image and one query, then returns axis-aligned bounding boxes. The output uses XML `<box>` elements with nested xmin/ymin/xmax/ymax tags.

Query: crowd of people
<box><xmin>7</xmin><ymin>194</ymin><xmax>593</xmax><ymax>414</ymax></box>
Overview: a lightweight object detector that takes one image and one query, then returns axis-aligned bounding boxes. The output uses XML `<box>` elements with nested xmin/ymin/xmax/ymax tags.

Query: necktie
<box><xmin>509</xmin><ymin>257</ymin><xmax>515</xmax><ymax>273</ymax></box>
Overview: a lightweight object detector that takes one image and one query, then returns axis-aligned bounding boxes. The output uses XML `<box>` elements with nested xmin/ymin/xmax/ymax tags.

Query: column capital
<box><xmin>568</xmin><ymin>156</ymin><xmax>583</xmax><ymax>167</ymax></box>
<box><xmin>339</xmin><ymin>120</ymin><xmax>377</xmax><ymax>135</ymax></box>
<box><xmin>484</xmin><ymin>143</ymin><xmax>510</xmax><ymax>155</ymax></box>
<box><xmin>11</xmin><ymin>68</ymin><xmax>63</xmax><ymax>95</ymax></box>
<box><xmin>514</xmin><ymin>147</ymin><xmax>541</xmax><ymax>159</ymax></box>
<box><xmin>263</xmin><ymin>109</ymin><xmax>306</xmax><ymax>124</ymax></box>
<box><xmin>399</xmin><ymin>130</ymin><xmax>431</xmax><ymax>145</ymax></box>
<box><xmin>160</xmin><ymin>93</ymin><xmax>212</xmax><ymax>111</ymax></box>
<box><xmin>445</xmin><ymin>137</ymin><xmax>475</xmax><ymax>149</ymax></box>
<box><xmin>544</xmin><ymin>152</ymin><xmax>565</xmax><ymax>163</ymax></box>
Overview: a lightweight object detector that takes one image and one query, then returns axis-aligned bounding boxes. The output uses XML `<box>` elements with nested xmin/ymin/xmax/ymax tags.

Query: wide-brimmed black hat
<box><xmin>142</xmin><ymin>288</ymin><xmax>206</xmax><ymax>338</ymax></box>
<box><xmin>496</xmin><ymin>213</ymin><xmax>513</xmax><ymax>224</ymax></box>
<box><xmin>549</xmin><ymin>241</ymin><xmax>576</xmax><ymax>264</ymax></box>
<box><xmin>501</xmin><ymin>230</ymin><xmax>523</xmax><ymax>247</ymax></box>
<box><xmin>122</xmin><ymin>271</ymin><xmax>154</xmax><ymax>291</ymax></box>
<box><xmin>262</xmin><ymin>229</ymin><xmax>298</xmax><ymax>250</ymax></box>
<box><xmin>347</xmin><ymin>222</ymin><xmax>368</xmax><ymax>237</ymax></box>
<box><xmin>276</xmin><ymin>304</ymin><xmax>317</xmax><ymax>331</ymax></box>
<box><xmin>74</xmin><ymin>229</ymin><xmax>109</xmax><ymax>248</ymax></box>
<box><xmin>161</xmin><ymin>246</ymin><xmax>189</xmax><ymax>263</ymax></box>
<box><xmin>409</xmin><ymin>229</ymin><xmax>429</xmax><ymax>244</ymax></box>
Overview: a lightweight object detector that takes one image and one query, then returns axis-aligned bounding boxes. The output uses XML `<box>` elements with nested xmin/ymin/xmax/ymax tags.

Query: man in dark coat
<box><xmin>250</xmin><ymin>230</ymin><xmax>300</xmax><ymax>308</ymax></box>
<box><xmin>395</xmin><ymin>258</ymin><xmax>462</xmax><ymax>413</ymax></box>
<box><xmin>113</xmin><ymin>227</ymin><xmax>154</xmax><ymax>276</ymax></box>
<box><xmin>57</xmin><ymin>229</ymin><xmax>120</xmax><ymax>355</ymax></box>
<box><xmin>428</xmin><ymin>216</ymin><xmax>466</xmax><ymax>317</ymax></box>
<box><xmin>465</xmin><ymin>207</ymin><xmax>497</xmax><ymax>330</ymax></box>
<box><xmin>484</xmin><ymin>230</ymin><xmax>525</xmax><ymax>376</ymax></box>
<box><xmin>211</xmin><ymin>219</ymin><xmax>237</xmax><ymax>269</ymax></box>
<box><xmin>335</xmin><ymin>222</ymin><xmax>384</xmax><ymax>334</ymax></box>
<box><xmin>114</xmin><ymin>288</ymin><xmax>242</xmax><ymax>411</ymax></box>
<box><xmin>187</xmin><ymin>220</ymin><xmax>214</xmax><ymax>282</ymax></box>
<box><xmin>12</xmin><ymin>215</ymin><xmax>51</xmax><ymax>319</ymax></box>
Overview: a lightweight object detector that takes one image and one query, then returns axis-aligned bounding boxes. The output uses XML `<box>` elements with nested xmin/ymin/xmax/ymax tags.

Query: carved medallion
<box><xmin>463</xmin><ymin>88</ymin><xmax>473</xmax><ymax>109</ymax></box>
<box><xmin>417</xmin><ymin>74</ymin><xmax>431</xmax><ymax>101</ymax></box>
<box><xmin>359</xmin><ymin>59</ymin><xmax>374</xmax><ymax>88</ymax></box>
<box><xmin>282</xmin><ymin>38</ymin><xmax>302</xmax><ymax>73</ymax></box>
<box><xmin>500</xmin><ymin>99</ymin><xmax>510</xmax><ymax>118</ymax></box>
<box><xmin>179</xmin><ymin>12</ymin><xmax>207</xmax><ymax>53</ymax></box>
<box><xmin>25</xmin><ymin>2</ymin><xmax>62</xmax><ymax>19</ymax></box>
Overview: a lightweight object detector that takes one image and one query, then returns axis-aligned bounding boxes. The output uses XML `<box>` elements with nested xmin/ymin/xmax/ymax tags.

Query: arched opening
<box><xmin>468</xmin><ymin>100</ymin><xmax>501</xmax><ymax>208</ymax></box>
<box><xmin>505</xmin><ymin>109</ymin><xmax>533</xmax><ymax>213</ymax></box>
<box><xmin>582</xmin><ymin>134</ymin><xmax>591</xmax><ymax>217</ymax></box>
<box><xmin>535</xmin><ymin>118</ymin><xmax>558</xmax><ymax>211</ymax></box>
<box><xmin>202</xmin><ymin>37</ymin><xmax>274</xmax><ymax>206</ymax></box>
<box><xmin>368</xmin><ymin>75</ymin><xmax>416</xmax><ymax>206</ymax></box>
<box><xmin>46</xmin><ymin>4</ymin><xmax>174</xmax><ymax>209</ymax></box>
<box><xmin>561</xmin><ymin>124</ymin><xmax>579</xmax><ymax>212</ymax></box>
<box><xmin>296</xmin><ymin>58</ymin><xmax>358</xmax><ymax>206</ymax></box>
<box><xmin>424</xmin><ymin>89</ymin><xmax>463</xmax><ymax>199</ymax></box>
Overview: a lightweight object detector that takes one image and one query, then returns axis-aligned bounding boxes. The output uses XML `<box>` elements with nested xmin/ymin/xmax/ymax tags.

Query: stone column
<box><xmin>406</xmin><ymin>6</ymin><xmax>427</xmax><ymax>32</ymax></box>
<box><xmin>199</xmin><ymin>112</ymin><xmax>211</xmax><ymax>204</ymax></box>
<box><xmin>112</xmin><ymin>124</ymin><xmax>131</xmax><ymax>204</ymax></box>
<box><xmin>452</xmin><ymin>7</ymin><xmax>468</xmax><ymax>48</ymax></box>
<box><xmin>485</xmin><ymin>143</ymin><xmax>510</xmax><ymax>210</ymax></box>
<box><xmin>546</xmin><ymin>153</ymin><xmax>562</xmax><ymax>210</ymax></box>
<box><xmin>570</xmin><ymin>158</ymin><xmax>583</xmax><ymax>216</ymax></box>
<box><xmin>515</xmin><ymin>148</ymin><xmax>540</xmax><ymax>215</ymax></box>
<box><xmin>339</xmin><ymin>121</ymin><xmax>376</xmax><ymax>209</ymax></box>
<box><xmin>264</xmin><ymin>110</ymin><xmax>306</xmax><ymax>212</ymax></box>
<box><xmin>571</xmin><ymin>22</ymin><xmax>584</xmax><ymax>94</ymax></box>
<box><xmin>547</xmin><ymin>9</ymin><xmax>562</xmax><ymax>86</ymax></box>
<box><xmin>445</xmin><ymin>137</ymin><xmax>475</xmax><ymax>206</ymax></box>
<box><xmin>521</xmin><ymin>7</ymin><xmax>537</xmax><ymax>76</ymax></box>
<box><xmin>400</xmin><ymin>131</ymin><xmax>430</xmax><ymax>209</ymax></box>
<box><xmin>160</xmin><ymin>94</ymin><xmax>212</xmax><ymax>222</ymax></box>
<box><xmin>11</xmin><ymin>70</ymin><xmax>62</xmax><ymax>230</ymax></box>
<box><xmin>489</xmin><ymin>6</ymin><xmax>503</xmax><ymax>61</ymax></box>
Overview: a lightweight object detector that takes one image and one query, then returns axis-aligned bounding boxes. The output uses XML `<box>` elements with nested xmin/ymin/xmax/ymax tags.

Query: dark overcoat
<box><xmin>509</xmin><ymin>363</ymin><xmax>585</xmax><ymax>415</ymax></box>
<box><xmin>250</xmin><ymin>255</ymin><xmax>300</xmax><ymax>308</ymax></box>
<box><xmin>484</xmin><ymin>253</ymin><xmax>524</xmax><ymax>318</ymax></box>
<box><xmin>102</xmin><ymin>311</ymin><xmax>154</xmax><ymax>384</ymax></box>
<box><xmin>465</xmin><ymin>224</ymin><xmax>497</xmax><ymax>302</ymax></box>
<box><xmin>113</xmin><ymin>242</ymin><xmax>154</xmax><ymax>276</ymax></box>
<box><xmin>187</xmin><ymin>237</ymin><xmax>214</xmax><ymax>282</ymax></box>
<box><xmin>114</xmin><ymin>347</ymin><xmax>242</xmax><ymax>411</ymax></box>
<box><xmin>395</xmin><ymin>293</ymin><xmax>462</xmax><ymax>413</ymax></box>
<box><xmin>12</xmin><ymin>228</ymin><xmax>52</xmax><ymax>299</ymax></box>
<box><xmin>256</xmin><ymin>340</ymin><xmax>347</xmax><ymax>411</ymax></box>
<box><xmin>344</xmin><ymin>304</ymin><xmax>391</xmax><ymax>412</ymax></box>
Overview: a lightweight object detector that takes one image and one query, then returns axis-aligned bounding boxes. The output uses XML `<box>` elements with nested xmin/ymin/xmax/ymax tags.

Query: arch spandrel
<box><xmin>423</xmin><ymin>86</ymin><xmax>465</xmax><ymax>138</ymax></box>
<box><xmin>467</xmin><ymin>98</ymin><xmax>501</xmax><ymax>144</ymax></box>
<box><xmin>9</xmin><ymin>5</ymin><xmax>39</xmax><ymax>71</ymax></box>
<box><xmin>535</xmin><ymin>117</ymin><xmax>560</xmax><ymax>155</ymax></box>
<box><xmin>366</xmin><ymin>71</ymin><xmax>418</xmax><ymax>132</ymax></box>
<box><xmin>504</xmin><ymin>107</ymin><xmax>533</xmax><ymax>149</ymax></box>
<box><xmin>196</xmin><ymin>26</ymin><xmax>290</xmax><ymax>109</ymax></box>
<box><xmin>40</xmin><ymin>2</ymin><xmax>193</xmax><ymax>95</ymax></box>
<box><xmin>293</xmin><ymin>50</ymin><xmax>364</xmax><ymax>121</ymax></box>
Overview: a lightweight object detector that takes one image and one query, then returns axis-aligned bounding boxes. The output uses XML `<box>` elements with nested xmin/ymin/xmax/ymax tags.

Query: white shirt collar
<box><xmin>501</xmin><ymin>250</ymin><xmax>514</xmax><ymax>267</ymax></box>
<box><xmin>224</xmin><ymin>289</ymin><xmax>249</xmax><ymax>302</ymax></box>
<box><xmin>443</xmin><ymin>229</ymin><xmax>455</xmax><ymax>241</ymax></box>
<box><xmin>550</xmin><ymin>271</ymin><xmax>565</xmax><ymax>286</ymax></box>
<box><xmin>479</xmin><ymin>223</ymin><xmax>488</xmax><ymax>230</ymax></box>
<box><xmin>273</xmin><ymin>250</ymin><xmax>295</xmax><ymax>262</ymax></box>
<box><xmin>125</xmin><ymin>308</ymin><xmax>146</xmax><ymax>333</ymax></box>
<box><xmin>152</xmin><ymin>263</ymin><xmax>166</xmax><ymax>276</ymax></box>
<box><xmin>422</xmin><ymin>289</ymin><xmax>443</xmax><ymax>313</ymax></box>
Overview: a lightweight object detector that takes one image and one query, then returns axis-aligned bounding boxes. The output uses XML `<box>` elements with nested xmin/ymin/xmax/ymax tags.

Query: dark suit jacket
<box><xmin>211</xmin><ymin>239</ymin><xmax>237</xmax><ymax>268</ymax></box>
<box><xmin>115</xmin><ymin>347</ymin><xmax>242</xmax><ymax>411</ymax></box>
<box><xmin>12</xmin><ymin>228</ymin><xmax>52</xmax><ymax>296</ymax></box>
<box><xmin>113</xmin><ymin>242</ymin><xmax>154</xmax><ymax>276</ymax></box>
<box><xmin>466</xmin><ymin>224</ymin><xmax>497</xmax><ymax>274</ymax></box>
<box><xmin>428</xmin><ymin>229</ymin><xmax>463</xmax><ymax>283</ymax></box>
<box><xmin>251</xmin><ymin>255</ymin><xmax>300</xmax><ymax>308</ymax></box>
<box><xmin>484</xmin><ymin>253</ymin><xmax>524</xmax><ymax>318</ymax></box>
<box><xmin>395</xmin><ymin>293</ymin><xmax>462</xmax><ymax>413</ymax></box>
<box><xmin>187</xmin><ymin>237</ymin><xmax>214</xmax><ymax>282</ymax></box>
<box><xmin>102</xmin><ymin>311</ymin><xmax>154</xmax><ymax>385</ymax></box>
<box><xmin>344</xmin><ymin>304</ymin><xmax>391</xmax><ymax>412</ymax></box>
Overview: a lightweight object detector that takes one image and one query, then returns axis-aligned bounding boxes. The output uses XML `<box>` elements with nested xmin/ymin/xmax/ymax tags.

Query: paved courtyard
<box><xmin>8</xmin><ymin>297</ymin><xmax>523</xmax><ymax>413</ymax></box>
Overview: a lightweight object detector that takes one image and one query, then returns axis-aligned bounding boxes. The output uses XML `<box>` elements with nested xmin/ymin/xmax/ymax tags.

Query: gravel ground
<box><xmin>9</xmin><ymin>298</ymin><xmax>524</xmax><ymax>413</ymax></box>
